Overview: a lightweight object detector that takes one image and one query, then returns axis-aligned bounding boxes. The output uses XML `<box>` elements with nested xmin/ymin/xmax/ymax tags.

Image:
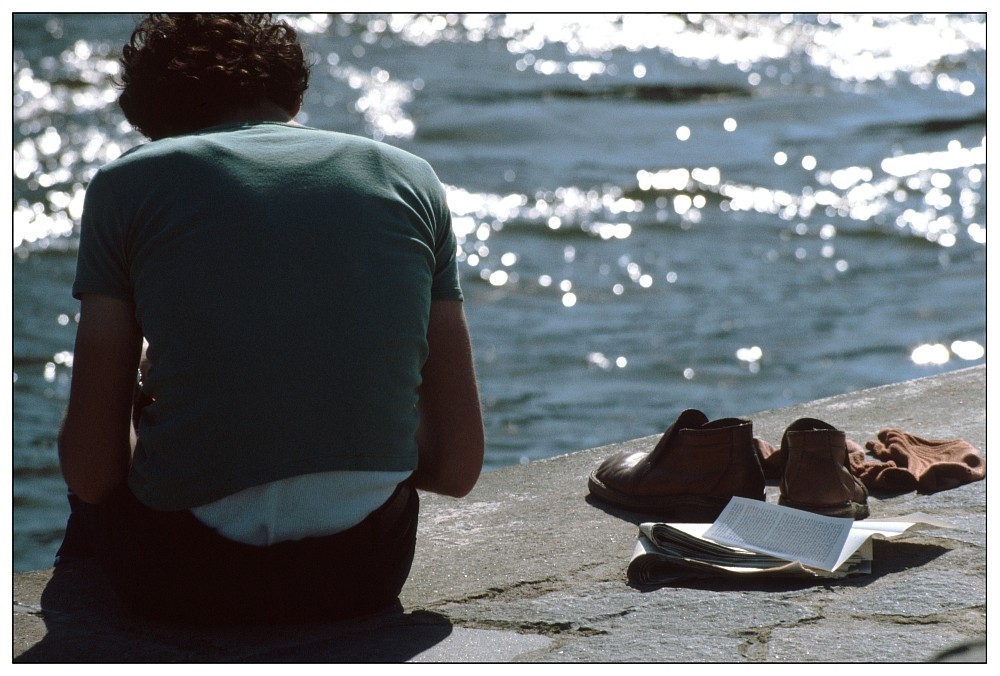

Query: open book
<box><xmin>627</xmin><ymin>497</ymin><xmax>953</xmax><ymax>585</ymax></box>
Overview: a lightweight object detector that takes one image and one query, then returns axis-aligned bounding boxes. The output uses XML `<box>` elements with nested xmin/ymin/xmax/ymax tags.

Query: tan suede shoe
<box><xmin>778</xmin><ymin>418</ymin><xmax>870</xmax><ymax>520</ymax></box>
<box><xmin>588</xmin><ymin>409</ymin><xmax>766</xmax><ymax>521</ymax></box>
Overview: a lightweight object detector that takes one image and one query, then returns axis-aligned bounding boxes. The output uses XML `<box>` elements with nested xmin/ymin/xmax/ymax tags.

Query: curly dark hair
<box><xmin>117</xmin><ymin>13</ymin><xmax>310</xmax><ymax>139</ymax></box>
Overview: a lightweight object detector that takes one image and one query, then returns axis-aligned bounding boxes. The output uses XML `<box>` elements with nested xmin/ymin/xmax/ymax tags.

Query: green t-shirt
<box><xmin>74</xmin><ymin>122</ymin><xmax>462</xmax><ymax>510</ymax></box>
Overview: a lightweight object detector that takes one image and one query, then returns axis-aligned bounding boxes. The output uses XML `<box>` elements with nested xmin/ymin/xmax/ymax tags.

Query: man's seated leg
<box><xmin>82</xmin><ymin>481</ymin><xmax>419</xmax><ymax>624</ymax></box>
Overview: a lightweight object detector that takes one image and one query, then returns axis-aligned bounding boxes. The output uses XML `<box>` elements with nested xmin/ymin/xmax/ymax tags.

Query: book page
<box><xmin>704</xmin><ymin>497</ymin><xmax>854</xmax><ymax>572</ymax></box>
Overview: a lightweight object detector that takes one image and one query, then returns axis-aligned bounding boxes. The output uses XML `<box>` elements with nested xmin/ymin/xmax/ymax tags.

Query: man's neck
<box><xmin>212</xmin><ymin>99</ymin><xmax>297</xmax><ymax>127</ymax></box>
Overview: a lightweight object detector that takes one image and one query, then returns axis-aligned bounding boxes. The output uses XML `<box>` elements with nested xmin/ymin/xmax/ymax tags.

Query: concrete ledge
<box><xmin>14</xmin><ymin>365</ymin><xmax>986</xmax><ymax>662</ymax></box>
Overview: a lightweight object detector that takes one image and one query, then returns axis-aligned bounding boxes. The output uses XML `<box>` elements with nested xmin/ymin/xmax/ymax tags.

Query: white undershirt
<box><xmin>190</xmin><ymin>470</ymin><xmax>413</xmax><ymax>546</ymax></box>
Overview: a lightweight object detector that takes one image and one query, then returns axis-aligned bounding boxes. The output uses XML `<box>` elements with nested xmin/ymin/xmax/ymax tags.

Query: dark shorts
<box><xmin>57</xmin><ymin>480</ymin><xmax>419</xmax><ymax>625</ymax></box>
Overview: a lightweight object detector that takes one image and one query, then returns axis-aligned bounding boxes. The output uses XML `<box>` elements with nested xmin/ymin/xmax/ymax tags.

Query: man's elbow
<box><xmin>414</xmin><ymin>438</ymin><xmax>484</xmax><ymax>498</ymax></box>
<box><xmin>438</xmin><ymin>468</ymin><xmax>481</xmax><ymax>498</ymax></box>
<box><xmin>63</xmin><ymin>481</ymin><xmax>117</xmax><ymax>506</ymax></box>
<box><xmin>57</xmin><ymin>435</ymin><xmax>125</xmax><ymax>505</ymax></box>
<box><xmin>58</xmin><ymin>463</ymin><xmax>118</xmax><ymax>505</ymax></box>
<box><xmin>427</xmin><ymin>475</ymin><xmax>480</xmax><ymax>499</ymax></box>
<box><xmin>450</xmin><ymin>435</ymin><xmax>485</xmax><ymax>497</ymax></box>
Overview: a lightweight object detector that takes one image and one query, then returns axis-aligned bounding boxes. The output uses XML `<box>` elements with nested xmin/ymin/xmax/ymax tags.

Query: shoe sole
<box><xmin>778</xmin><ymin>497</ymin><xmax>870</xmax><ymax>520</ymax></box>
<box><xmin>588</xmin><ymin>473</ymin><xmax>765</xmax><ymax>522</ymax></box>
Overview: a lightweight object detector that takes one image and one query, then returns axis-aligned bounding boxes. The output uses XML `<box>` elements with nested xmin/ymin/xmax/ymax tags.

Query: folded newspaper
<box><xmin>627</xmin><ymin>497</ymin><xmax>953</xmax><ymax>585</ymax></box>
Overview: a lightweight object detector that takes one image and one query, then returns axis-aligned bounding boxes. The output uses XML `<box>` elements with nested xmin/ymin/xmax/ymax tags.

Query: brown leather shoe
<box><xmin>779</xmin><ymin>418</ymin><xmax>870</xmax><ymax>520</ymax></box>
<box><xmin>588</xmin><ymin>409</ymin><xmax>765</xmax><ymax>521</ymax></box>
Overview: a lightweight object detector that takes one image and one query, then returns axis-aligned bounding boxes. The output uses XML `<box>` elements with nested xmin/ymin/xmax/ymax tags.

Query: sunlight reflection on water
<box><xmin>12</xmin><ymin>13</ymin><xmax>986</xmax><ymax>571</ymax></box>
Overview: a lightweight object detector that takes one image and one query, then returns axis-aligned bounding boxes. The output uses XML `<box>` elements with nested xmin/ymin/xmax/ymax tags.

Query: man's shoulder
<box><xmin>317</xmin><ymin>128</ymin><xmax>433</xmax><ymax>171</ymax></box>
<box><xmin>96</xmin><ymin>133</ymin><xmax>206</xmax><ymax>173</ymax></box>
<box><xmin>310</xmin><ymin>129</ymin><xmax>441</xmax><ymax>190</ymax></box>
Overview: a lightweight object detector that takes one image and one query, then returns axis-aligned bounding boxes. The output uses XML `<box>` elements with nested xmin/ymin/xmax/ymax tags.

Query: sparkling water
<box><xmin>12</xmin><ymin>13</ymin><xmax>986</xmax><ymax>572</ymax></box>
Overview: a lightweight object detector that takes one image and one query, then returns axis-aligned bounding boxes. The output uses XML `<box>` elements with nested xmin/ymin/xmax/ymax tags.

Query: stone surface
<box><xmin>13</xmin><ymin>365</ymin><xmax>986</xmax><ymax>663</ymax></box>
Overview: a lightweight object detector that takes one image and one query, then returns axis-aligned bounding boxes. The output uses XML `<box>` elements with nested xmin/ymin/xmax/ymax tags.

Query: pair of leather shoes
<box><xmin>777</xmin><ymin>418</ymin><xmax>869</xmax><ymax>520</ymax></box>
<box><xmin>587</xmin><ymin>410</ymin><xmax>870</xmax><ymax>521</ymax></box>
<box><xmin>587</xmin><ymin>409</ymin><xmax>765</xmax><ymax>522</ymax></box>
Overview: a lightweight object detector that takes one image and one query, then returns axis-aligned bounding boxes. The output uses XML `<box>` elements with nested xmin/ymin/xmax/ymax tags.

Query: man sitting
<box><xmin>57</xmin><ymin>13</ymin><xmax>484</xmax><ymax>624</ymax></box>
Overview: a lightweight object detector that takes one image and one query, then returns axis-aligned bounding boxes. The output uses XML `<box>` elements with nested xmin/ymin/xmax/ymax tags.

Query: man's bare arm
<box><xmin>412</xmin><ymin>299</ymin><xmax>484</xmax><ymax>497</ymax></box>
<box><xmin>58</xmin><ymin>294</ymin><xmax>143</xmax><ymax>504</ymax></box>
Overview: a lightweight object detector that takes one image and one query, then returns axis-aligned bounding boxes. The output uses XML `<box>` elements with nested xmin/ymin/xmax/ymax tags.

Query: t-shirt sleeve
<box><xmin>428</xmin><ymin>181</ymin><xmax>463</xmax><ymax>302</ymax></box>
<box><xmin>72</xmin><ymin>169</ymin><xmax>133</xmax><ymax>302</ymax></box>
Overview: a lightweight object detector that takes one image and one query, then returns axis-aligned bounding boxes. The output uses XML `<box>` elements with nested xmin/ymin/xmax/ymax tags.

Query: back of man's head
<box><xmin>116</xmin><ymin>14</ymin><xmax>310</xmax><ymax>140</ymax></box>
